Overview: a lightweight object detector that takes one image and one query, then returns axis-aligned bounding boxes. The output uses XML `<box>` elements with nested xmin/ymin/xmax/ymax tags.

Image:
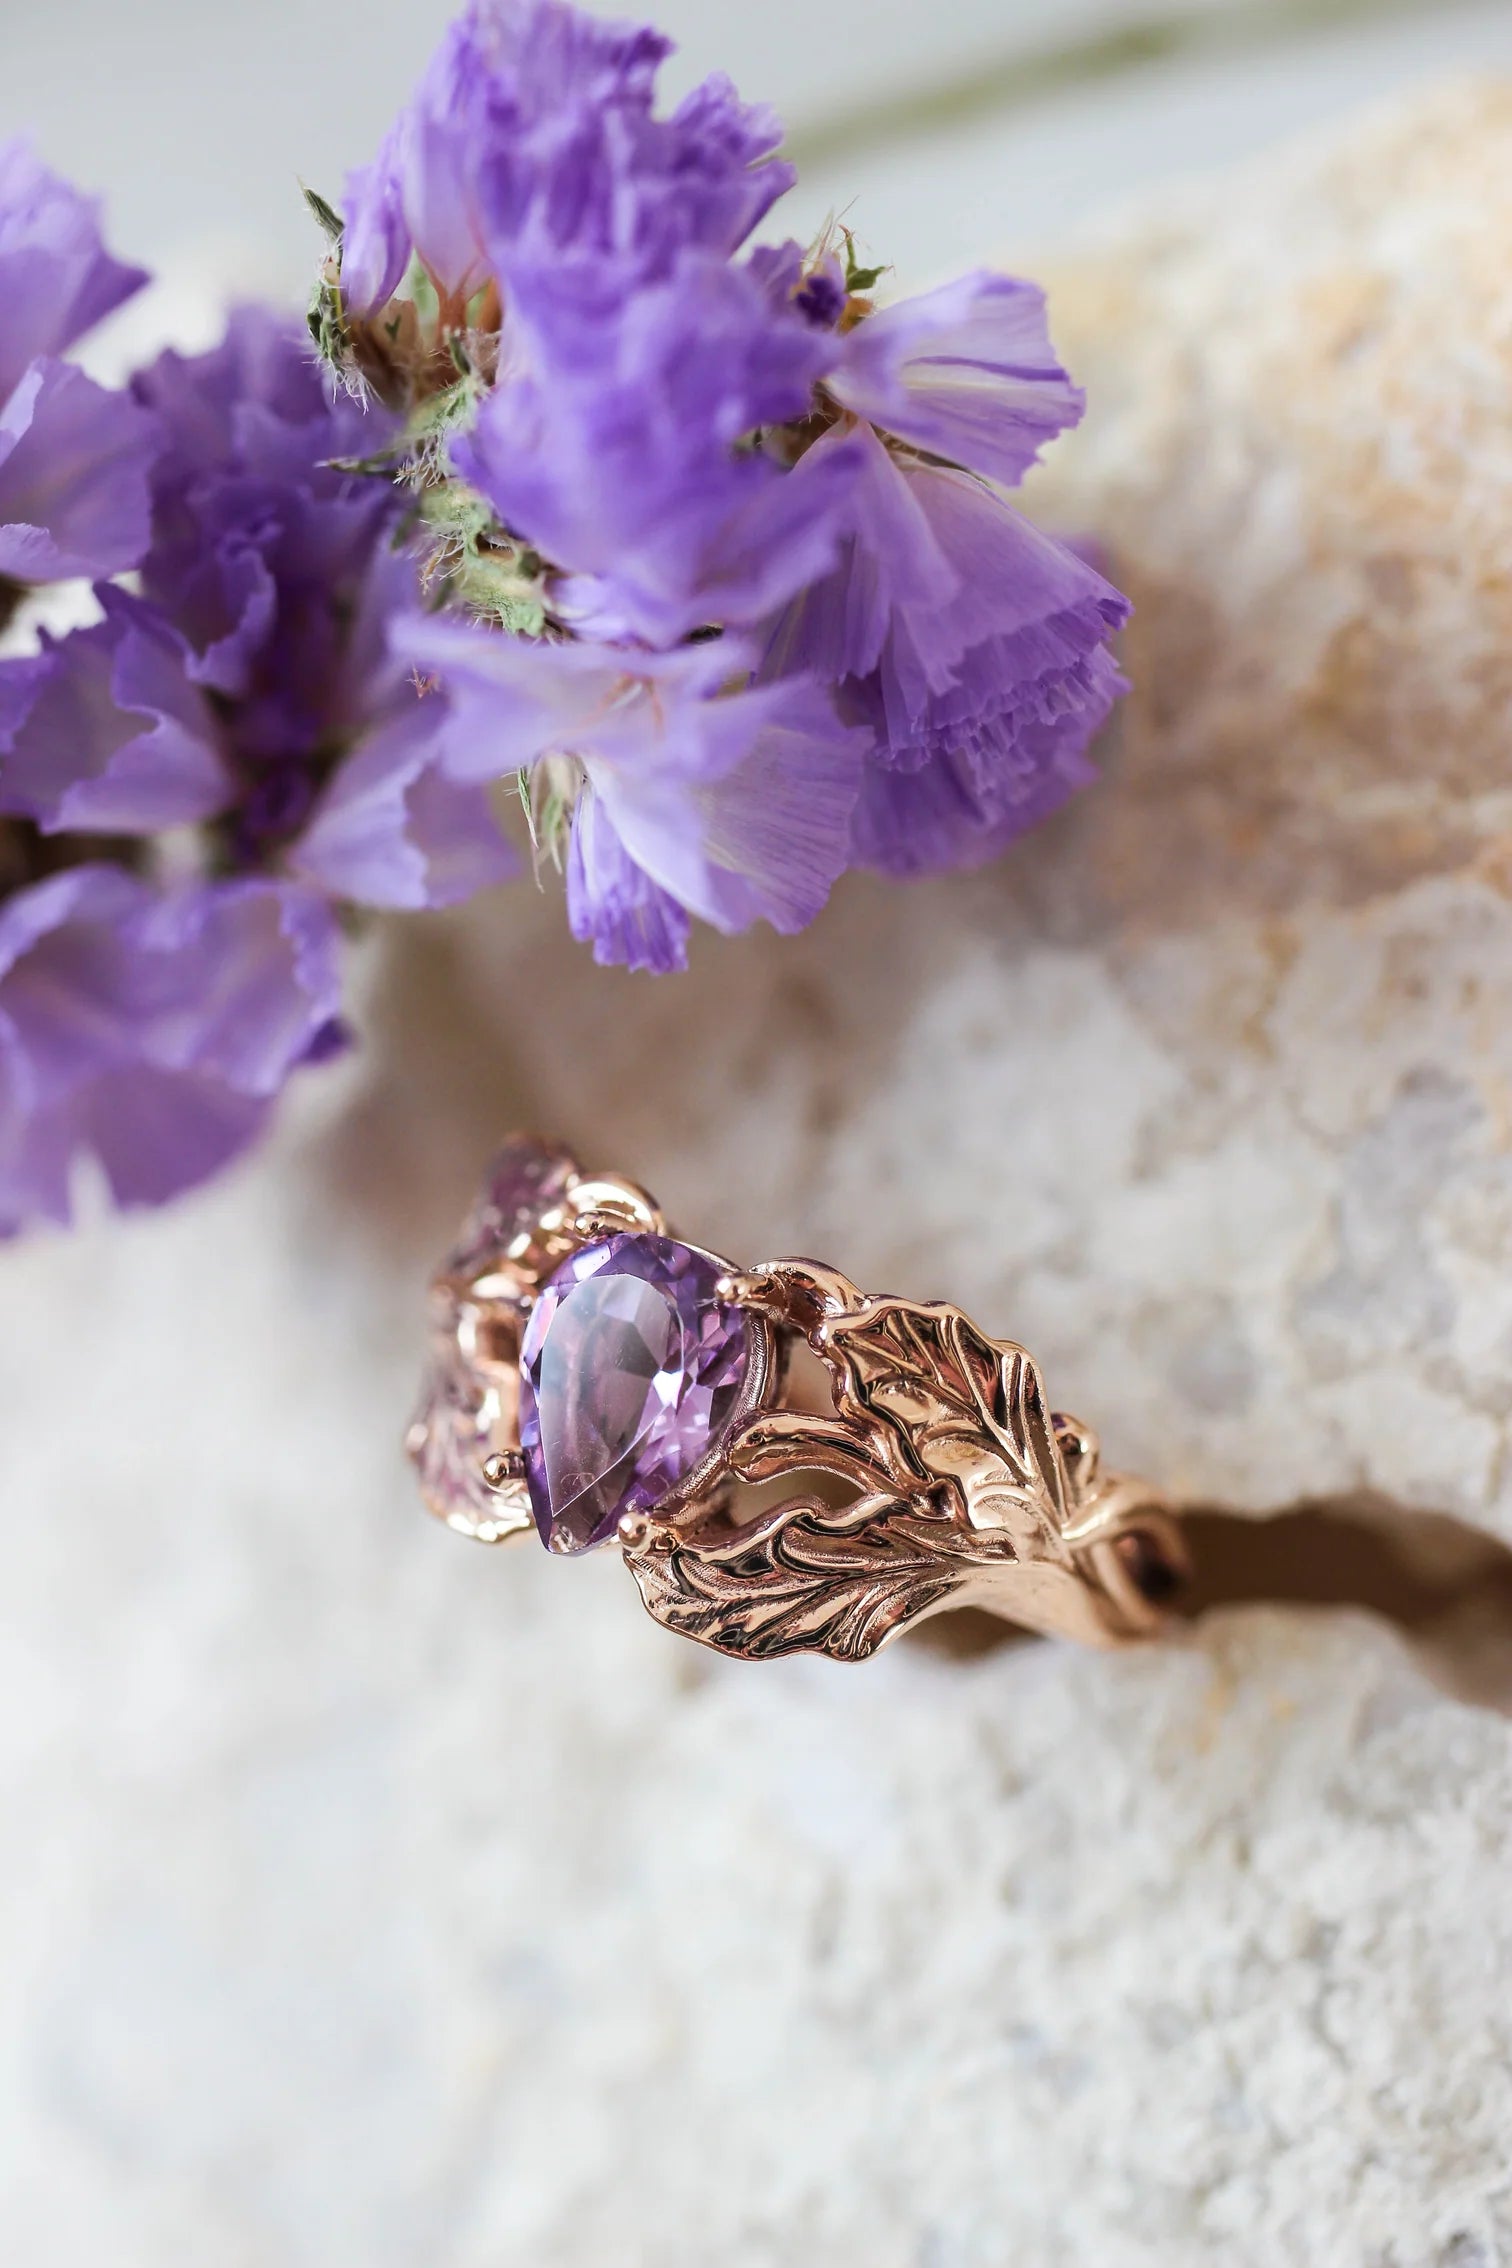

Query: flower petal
<box><xmin>456</xmin><ymin>251</ymin><xmax>847</xmax><ymax>643</ymax></box>
<box><xmin>338</xmin><ymin>1</ymin><xmax>790</xmax><ymax>314</ymax></box>
<box><xmin>762</xmin><ymin>423</ymin><xmax>962</xmax><ymax>695</ymax></box>
<box><xmin>0</xmin><ymin>359</ymin><xmax>159</xmax><ymax>584</ymax></box>
<box><xmin>0</xmin><ymin>139</ymin><xmax>149</xmax><ymax>401</ymax></box>
<box><xmin>829</xmin><ymin>272</ymin><xmax>1083</xmax><ymax>488</ymax></box>
<box><xmin>590</xmin><ymin>671</ymin><xmax>866</xmax><ymax>937</ymax></box>
<box><xmin>0</xmin><ymin>592</ymin><xmax>227</xmax><ymax>833</ymax></box>
<box><xmin>294</xmin><ymin>696</ymin><xmax>517</xmax><ymax>908</ymax></box>
<box><xmin>0</xmin><ymin>869</ymin><xmax>343</xmax><ymax>1233</ymax></box>
<box><xmin>565</xmin><ymin>790</ymin><xmax>691</xmax><ymax>972</ymax></box>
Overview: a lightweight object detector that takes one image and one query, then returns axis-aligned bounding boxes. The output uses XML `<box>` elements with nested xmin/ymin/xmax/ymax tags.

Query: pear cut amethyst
<box><xmin>519</xmin><ymin>1233</ymin><xmax>750</xmax><ymax>1554</ymax></box>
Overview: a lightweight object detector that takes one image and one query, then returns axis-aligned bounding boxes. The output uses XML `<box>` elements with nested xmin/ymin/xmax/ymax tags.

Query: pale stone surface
<box><xmin>8</xmin><ymin>79</ymin><xmax>1512</xmax><ymax>2268</ymax></box>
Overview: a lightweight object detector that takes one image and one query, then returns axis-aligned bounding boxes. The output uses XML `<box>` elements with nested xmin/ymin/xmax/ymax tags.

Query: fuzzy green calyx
<box><xmin>417</xmin><ymin>477</ymin><xmax>547</xmax><ymax>634</ymax></box>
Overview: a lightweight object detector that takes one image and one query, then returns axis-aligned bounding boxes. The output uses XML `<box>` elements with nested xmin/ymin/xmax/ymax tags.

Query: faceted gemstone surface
<box><xmin>519</xmin><ymin>1233</ymin><xmax>749</xmax><ymax>1554</ymax></box>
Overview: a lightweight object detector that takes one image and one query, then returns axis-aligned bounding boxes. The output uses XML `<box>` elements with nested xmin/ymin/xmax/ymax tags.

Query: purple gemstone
<box><xmin>519</xmin><ymin>1233</ymin><xmax>750</xmax><ymax>1554</ymax></box>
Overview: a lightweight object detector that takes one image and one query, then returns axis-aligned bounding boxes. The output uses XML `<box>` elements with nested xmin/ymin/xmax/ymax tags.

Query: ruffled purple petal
<box><xmin>0</xmin><ymin>592</ymin><xmax>227</xmax><ymax>832</ymax></box>
<box><xmin>0</xmin><ymin>653</ymin><xmax>51</xmax><ymax>748</ymax></box>
<box><xmin>0</xmin><ymin>140</ymin><xmax>149</xmax><ymax>402</ymax></box>
<box><xmin>131</xmin><ymin>311</ymin><xmax>392</xmax><ymax>699</ymax></box>
<box><xmin>293</xmin><ymin>696</ymin><xmax>518</xmax><ymax>908</ymax></box>
<box><xmin>650</xmin><ymin>73</ymin><xmax>793</xmax><ymax>264</ymax></box>
<box><xmin>130</xmin><ymin>307</ymin><xmax>374</xmax><ymax>485</ymax></box>
<box><xmin>458</xmin><ymin>252</ymin><xmax>847</xmax><ymax>642</ymax></box>
<box><xmin>763</xmin><ymin>426</ymin><xmax>1128</xmax><ymax>876</ymax></box>
<box><xmin>0</xmin><ymin>358</ymin><xmax>159</xmax><ymax>584</ymax></box>
<box><xmin>829</xmin><ymin>272</ymin><xmax>1083</xmax><ymax>488</ymax></box>
<box><xmin>565</xmin><ymin>790</ymin><xmax>691</xmax><ymax>972</ymax></box>
<box><xmin>772</xmin><ymin>437</ymin><xmax>1127</xmax><ymax>783</ymax></box>
<box><xmin>340</xmin><ymin>2</ymin><xmax>791</xmax><ymax>314</ymax></box>
<box><xmin>0</xmin><ymin>868</ymin><xmax>341</xmax><ymax>1233</ymax></box>
<box><xmin>848</xmin><ymin>728</ymin><xmax>1091</xmax><ymax>878</ymax></box>
<box><xmin>594</xmin><ymin>671</ymin><xmax>866</xmax><ymax>937</ymax></box>
<box><xmin>763</xmin><ymin>423</ymin><xmax>962</xmax><ymax>695</ymax></box>
<box><xmin>858</xmin><ymin>464</ymin><xmax>1128</xmax><ymax>778</ymax></box>
<box><xmin>110</xmin><ymin>310</ymin><xmax>473</xmax><ymax>905</ymax></box>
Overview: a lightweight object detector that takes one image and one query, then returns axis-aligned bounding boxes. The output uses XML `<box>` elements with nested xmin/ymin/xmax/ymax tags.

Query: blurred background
<box><xmin>10</xmin><ymin>0</ymin><xmax>1512</xmax><ymax>298</ymax></box>
<box><xmin>7</xmin><ymin>3</ymin><xmax>1512</xmax><ymax>2264</ymax></box>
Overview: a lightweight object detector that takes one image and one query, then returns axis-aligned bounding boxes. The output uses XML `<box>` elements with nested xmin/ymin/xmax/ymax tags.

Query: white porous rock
<box><xmin>8</xmin><ymin>82</ymin><xmax>1512</xmax><ymax>2268</ymax></box>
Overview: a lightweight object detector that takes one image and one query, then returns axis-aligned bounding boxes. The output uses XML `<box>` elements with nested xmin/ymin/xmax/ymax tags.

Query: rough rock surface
<box><xmin>6</xmin><ymin>83</ymin><xmax>1512</xmax><ymax>2268</ymax></box>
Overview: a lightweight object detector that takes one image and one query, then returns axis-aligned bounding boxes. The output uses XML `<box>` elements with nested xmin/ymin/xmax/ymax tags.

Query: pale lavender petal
<box><xmin>293</xmin><ymin>699</ymin><xmax>517</xmax><ymax>908</ymax></box>
<box><xmin>395</xmin><ymin>614</ymin><xmax>750</xmax><ymax>784</ymax></box>
<box><xmin>585</xmin><ymin>671</ymin><xmax>866</xmax><ymax>936</ymax></box>
<box><xmin>0</xmin><ymin>140</ymin><xmax>149</xmax><ymax>400</ymax></box>
<box><xmin>401</xmin><ymin>78</ymin><xmax>492</xmax><ymax>304</ymax></box>
<box><xmin>761</xmin><ymin>424</ymin><xmax>961</xmax><ymax>697</ymax></box>
<box><xmin>566</xmin><ymin>790</ymin><xmax>691</xmax><ymax>972</ymax></box>
<box><xmin>829</xmin><ymin>272</ymin><xmax>1083</xmax><ymax>488</ymax></box>
<box><xmin>0</xmin><ymin>358</ymin><xmax>158</xmax><ymax>583</ymax></box>
<box><xmin>338</xmin><ymin>127</ymin><xmax>411</xmax><ymax>314</ymax></box>
<box><xmin>396</xmin><ymin>609</ymin><xmax>862</xmax><ymax>953</ymax></box>
<box><xmin>0</xmin><ymin>595</ymin><xmax>227</xmax><ymax>832</ymax></box>
<box><xmin>0</xmin><ymin>867</ymin><xmax>341</xmax><ymax>1233</ymax></box>
<box><xmin>129</xmin><ymin>879</ymin><xmax>343</xmax><ymax>1098</ymax></box>
<box><xmin>394</xmin><ymin>615</ymin><xmax>636</xmax><ymax>782</ymax></box>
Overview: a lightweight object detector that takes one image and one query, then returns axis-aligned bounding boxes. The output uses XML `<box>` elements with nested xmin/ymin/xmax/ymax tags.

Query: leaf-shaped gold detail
<box><xmin>626</xmin><ymin>1504</ymin><xmax>1019</xmax><ymax>1663</ymax></box>
<box><xmin>816</xmin><ymin>1294</ymin><xmax>1072</xmax><ymax>1556</ymax></box>
<box><xmin>621</xmin><ymin>1264</ymin><xmax>1160</xmax><ymax>1662</ymax></box>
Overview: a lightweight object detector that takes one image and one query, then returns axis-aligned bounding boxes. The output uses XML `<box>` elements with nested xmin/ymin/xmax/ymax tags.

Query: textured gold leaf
<box><xmin>626</xmin><ymin>1506</ymin><xmax>1018</xmax><ymax>1663</ymax></box>
<box><xmin>627</xmin><ymin>1280</ymin><xmax>1085</xmax><ymax>1662</ymax></box>
<box><xmin>817</xmin><ymin>1295</ymin><xmax>1072</xmax><ymax>1556</ymax></box>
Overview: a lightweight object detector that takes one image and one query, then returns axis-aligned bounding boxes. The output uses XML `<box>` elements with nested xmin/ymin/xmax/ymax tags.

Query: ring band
<box><xmin>407</xmin><ymin>1137</ymin><xmax>1191</xmax><ymax>1664</ymax></box>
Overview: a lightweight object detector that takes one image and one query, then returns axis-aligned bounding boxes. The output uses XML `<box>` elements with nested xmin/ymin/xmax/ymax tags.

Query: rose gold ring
<box><xmin>407</xmin><ymin>1136</ymin><xmax>1191</xmax><ymax>1664</ymax></box>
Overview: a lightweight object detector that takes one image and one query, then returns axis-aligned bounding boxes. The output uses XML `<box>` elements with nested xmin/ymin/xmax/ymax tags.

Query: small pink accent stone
<box><xmin>443</xmin><ymin>1136</ymin><xmax>574</xmax><ymax>1282</ymax></box>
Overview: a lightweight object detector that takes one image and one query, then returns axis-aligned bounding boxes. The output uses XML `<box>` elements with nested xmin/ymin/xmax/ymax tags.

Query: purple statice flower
<box><xmin>456</xmin><ymin>250</ymin><xmax>858</xmax><ymax>647</ymax></box>
<box><xmin>320</xmin><ymin>0</ymin><xmax>1130</xmax><ymax>961</ymax></box>
<box><xmin>402</xmin><ymin>618</ymin><xmax>865</xmax><ymax>972</ymax></box>
<box><xmin>0</xmin><ymin>306</ymin><xmax>517</xmax><ymax>1235</ymax></box>
<box><xmin>763</xmin><ymin>269</ymin><xmax>1129</xmax><ymax>873</ymax></box>
<box><xmin>0</xmin><ymin>140</ymin><xmax>158</xmax><ymax>597</ymax></box>
<box><xmin>0</xmin><ymin>859</ymin><xmax>341</xmax><ymax>1234</ymax></box>
<box><xmin>1</xmin><ymin>309</ymin><xmax>513</xmax><ymax>912</ymax></box>
<box><xmin>337</xmin><ymin>0</ymin><xmax>790</xmax><ymax>323</ymax></box>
